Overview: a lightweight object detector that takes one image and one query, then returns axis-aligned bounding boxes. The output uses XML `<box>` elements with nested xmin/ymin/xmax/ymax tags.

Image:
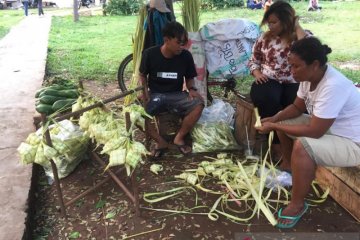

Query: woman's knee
<box><xmin>292</xmin><ymin>140</ymin><xmax>316</xmax><ymax>167</ymax></box>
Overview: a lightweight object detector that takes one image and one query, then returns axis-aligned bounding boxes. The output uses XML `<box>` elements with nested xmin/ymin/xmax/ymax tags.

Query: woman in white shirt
<box><xmin>256</xmin><ymin>37</ymin><xmax>360</xmax><ymax>228</ymax></box>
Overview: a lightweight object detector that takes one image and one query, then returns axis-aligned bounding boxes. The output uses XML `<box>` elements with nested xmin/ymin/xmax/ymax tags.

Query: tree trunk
<box><xmin>73</xmin><ymin>0</ymin><xmax>79</xmax><ymax>22</ymax></box>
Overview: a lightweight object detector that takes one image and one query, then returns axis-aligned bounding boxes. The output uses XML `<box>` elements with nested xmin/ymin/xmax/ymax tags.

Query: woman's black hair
<box><xmin>290</xmin><ymin>37</ymin><xmax>332</xmax><ymax>66</ymax></box>
<box><xmin>261</xmin><ymin>1</ymin><xmax>296</xmax><ymax>42</ymax></box>
<box><xmin>162</xmin><ymin>21</ymin><xmax>188</xmax><ymax>42</ymax></box>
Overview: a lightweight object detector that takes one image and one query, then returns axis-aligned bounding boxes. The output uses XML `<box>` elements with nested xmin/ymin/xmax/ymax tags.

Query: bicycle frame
<box><xmin>206</xmin><ymin>75</ymin><xmax>246</xmax><ymax>102</ymax></box>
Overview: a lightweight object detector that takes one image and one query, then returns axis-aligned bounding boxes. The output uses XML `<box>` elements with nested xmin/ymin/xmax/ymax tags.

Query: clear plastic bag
<box><xmin>37</xmin><ymin>120</ymin><xmax>89</xmax><ymax>183</ymax></box>
<box><xmin>198</xmin><ymin>99</ymin><xmax>235</xmax><ymax>125</ymax></box>
<box><xmin>258</xmin><ymin>167</ymin><xmax>292</xmax><ymax>189</ymax></box>
<box><xmin>192</xmin><ymin>99</ymin><xmax>238</xmax><ymax>153</ymax></box>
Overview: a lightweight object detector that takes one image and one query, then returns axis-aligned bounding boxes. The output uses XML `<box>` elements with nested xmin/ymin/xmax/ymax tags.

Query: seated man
<box><xmin>139</xmin><ymin>21</ymin><xmax>204</xmax><ymax>159</ymax></box>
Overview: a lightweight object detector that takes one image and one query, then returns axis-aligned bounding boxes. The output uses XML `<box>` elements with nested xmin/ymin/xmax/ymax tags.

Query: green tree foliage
<box><xmin>201</xmin><ymin>0</ymin><xmax>244</xmax><ymax>10</ymax></box>
<box><xmin>104</xmin><ymin>0</ymin><xmax>142</xmax><ymax>15</ymax></box>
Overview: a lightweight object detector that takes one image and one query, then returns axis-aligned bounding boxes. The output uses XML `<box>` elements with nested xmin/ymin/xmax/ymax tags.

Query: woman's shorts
<box><xmin>146</xmin><ymin>92</ymin><xmax>204</xmax><ymax>117</ymax></box>
<box><xmin>281</xmin><ymin>114</ymin><xmax>360</xmax><ymax>167</ymax></box>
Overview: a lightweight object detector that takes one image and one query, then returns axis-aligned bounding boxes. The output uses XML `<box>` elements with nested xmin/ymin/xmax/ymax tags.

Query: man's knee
<box><xmin>190</xmin><ymin>103</ymin><xmax>204</xmax><ymax>116</ymax></box>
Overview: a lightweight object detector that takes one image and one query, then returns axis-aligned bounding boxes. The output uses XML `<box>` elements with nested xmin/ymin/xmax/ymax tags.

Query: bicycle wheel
<box><xmin>117</xmin><ymin>53</ymin><xmax>134</xmax><ymax>93</ymax></box>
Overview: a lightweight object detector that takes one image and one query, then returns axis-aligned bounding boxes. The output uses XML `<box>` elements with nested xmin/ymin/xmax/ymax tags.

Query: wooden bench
<box><xmin>316</xmin><ymin>166</ymin><xmax>360</xmax><ymax>221</ymax></box>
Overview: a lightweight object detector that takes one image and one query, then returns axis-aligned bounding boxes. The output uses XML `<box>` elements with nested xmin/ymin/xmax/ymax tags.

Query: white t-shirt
<box><xmin>297</xmin><ymin>65</ymin><xmax>360</xmax><ymax>143</ymax></box>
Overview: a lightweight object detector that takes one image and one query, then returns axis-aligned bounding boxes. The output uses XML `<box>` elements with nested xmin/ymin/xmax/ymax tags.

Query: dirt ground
<box><xmin>30</xmin><ymin>81</ymin><xmax>360</xmax><ymax>240</ymax></box>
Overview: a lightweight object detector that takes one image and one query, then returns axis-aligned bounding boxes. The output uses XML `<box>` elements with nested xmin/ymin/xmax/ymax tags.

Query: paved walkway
<box><xmin>0</xmin><ymin>15</ymin><xmax>51</xmax><ymax>240</ymax></box>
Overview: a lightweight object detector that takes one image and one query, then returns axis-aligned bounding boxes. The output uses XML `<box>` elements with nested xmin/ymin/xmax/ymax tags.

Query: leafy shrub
<box><xmin>201</xmin><ymin>0</ymin><xmax>244</xmax><ymax>10</ymax></box>
<box><xmin>104</xmin><ymin>0</ymin><xmax>142</xmax><ymax>15</ymax></box>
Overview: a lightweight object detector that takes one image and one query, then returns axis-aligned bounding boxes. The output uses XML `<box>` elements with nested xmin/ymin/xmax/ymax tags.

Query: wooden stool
<box><xmin>316</xmin><ymin>165</ymin><xmax>360</xmax><ymax>221</ymax></box>
<box><xmin>234</xmin><ymin>97</ymin><xmax>257</xmax><ymax>146</ymax></box>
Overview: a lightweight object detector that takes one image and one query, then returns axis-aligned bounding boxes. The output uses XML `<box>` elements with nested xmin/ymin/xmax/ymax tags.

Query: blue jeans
<box><xmin>23</xmin><ymin>1</ymin><xmax>29</xmax><ymax>16</ymax></box>
<box><xmin>38</xmin><ymin>0</ymin><xmax>44</xmax><ymax>15</ymax></box>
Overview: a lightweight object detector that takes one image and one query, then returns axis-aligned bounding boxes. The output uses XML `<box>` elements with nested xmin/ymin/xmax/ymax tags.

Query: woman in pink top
<box><xmin>249</xmin><ymin>1</ymin><xmax>308</xmax><ymax>160</ymax></box>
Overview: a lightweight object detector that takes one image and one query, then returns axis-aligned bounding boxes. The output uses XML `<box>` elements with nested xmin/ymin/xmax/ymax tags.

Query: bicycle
<box><xmin>117</xmin><ymin>53</ymin><xmax>134</xmax><ymax>93</ymax></box>
<box><xmin>117</xmin><ymin>53</ymin><xmax>246</xmax><ymax>103</ymax></box>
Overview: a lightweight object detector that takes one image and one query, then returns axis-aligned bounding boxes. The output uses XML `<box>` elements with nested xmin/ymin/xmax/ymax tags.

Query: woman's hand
<box><xmin>255</xmin><ymin>121</ymin><xmax>276</xmax><ymax>134</ymax></box>
<box><xmin>253</xmin><ymin>70</ymin><xmax>268</xmax><ymax>84</ymax></box>
<box><xmin>261</xmin><ymin>116</ymin><xmax>277</xmax><ymax>124</ymax></box>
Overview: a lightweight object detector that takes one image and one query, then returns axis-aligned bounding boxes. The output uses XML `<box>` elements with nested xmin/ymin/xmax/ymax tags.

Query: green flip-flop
<box><xmin>276</xmin><ymin>202</ymin><xmax>309</xmax><ymax>229</ymax></box>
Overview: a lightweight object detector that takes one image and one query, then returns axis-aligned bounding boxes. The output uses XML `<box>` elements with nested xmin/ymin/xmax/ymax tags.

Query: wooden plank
<box><xmin>315</xmin><ymin>166</ymin><xmax>360</xmax><ymax>222</ymax></box>
<box><xmin>325</xmin><ymin>166</ymin><xmax>360</xmax><ymax>193</ymax></box>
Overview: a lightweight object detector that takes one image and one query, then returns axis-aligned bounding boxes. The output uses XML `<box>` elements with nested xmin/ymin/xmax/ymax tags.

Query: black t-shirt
<box><xmin>139</xmin><ymin>46</ymin><xmax>197</xmax><ymax>93</ymax></box>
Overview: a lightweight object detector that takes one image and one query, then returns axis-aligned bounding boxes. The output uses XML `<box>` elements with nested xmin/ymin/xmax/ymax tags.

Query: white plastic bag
<box><xmin>187</xmin><ymin>32</ymin><xmax>208</xmax><ymax>105</ymax></box>
<box><xmin>200</xmin><ymin>18</ymin><xmax>260</xmax><ymax>79</ymax></box>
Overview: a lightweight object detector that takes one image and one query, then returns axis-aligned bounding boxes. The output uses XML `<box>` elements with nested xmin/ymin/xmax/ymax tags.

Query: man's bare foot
<box><xmin>174</xmin><ymin>143</ymin><xmax>192</xmax><ymax>155</ymax></box>
<box><xmin>150</xmin><ymin>142</ymin><xmax>169</xmax><ymax>160</ymax></box>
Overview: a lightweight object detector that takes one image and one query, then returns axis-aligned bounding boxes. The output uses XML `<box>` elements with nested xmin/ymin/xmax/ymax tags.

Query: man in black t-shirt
<box><xmin>140</xmin><ymin>21</ymin><xmax>204</xmax><ymax>158</ymax></box>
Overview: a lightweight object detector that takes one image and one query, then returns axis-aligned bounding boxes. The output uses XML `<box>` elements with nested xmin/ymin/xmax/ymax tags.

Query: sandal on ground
<box><xmin>174</xmin><ymin>144</ymin><xmax>192</xmax><ymax>155</ymax></box>
<box><xmin>149</xmin><ymin>148</ymin><xmax>167</xmax><ymax>161</ymax></box>
<box><xmin>276</xmin><ymin>202</ymin><xmax>309</xmax><ymax>229</ymax></box>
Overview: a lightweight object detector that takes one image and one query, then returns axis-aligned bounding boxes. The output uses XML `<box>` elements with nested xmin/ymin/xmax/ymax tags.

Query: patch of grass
<box><xmin>46</xmin><ymin>15</ymin><xmax>136</xmax><ymax>84</ymax></box>
<box><xmin>0</xmin><ymin>9</ymin><xmax>24</xmax><ymax>39</ymax></box>
<box><xmin>45</xmin><ymin>1</ymin><xmax>360</xmax><ymax>87</ymax></box>
<box><xmin>335</xmin><ymin>68</ymin><xmax>360</xmax><ymax>83</ymax></box>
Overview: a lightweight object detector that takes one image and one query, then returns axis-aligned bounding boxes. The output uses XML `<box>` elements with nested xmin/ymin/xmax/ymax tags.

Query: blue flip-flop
<box><xmin>276</xmin><ymin>202</ymin><xmax>309</xmax><ymax>229</ymax></box>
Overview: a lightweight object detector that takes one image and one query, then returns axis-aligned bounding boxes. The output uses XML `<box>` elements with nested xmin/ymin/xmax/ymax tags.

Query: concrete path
<box><xmin>0</xmin><ymin>15</ymin><xmax>51</xmax><ymax>240</ymax></box>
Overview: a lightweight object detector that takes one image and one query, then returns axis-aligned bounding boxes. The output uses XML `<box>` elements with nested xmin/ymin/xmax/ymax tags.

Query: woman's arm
<box><xmin>270</xmin><ymin>116</ymin><xmax>335</xmax><ymax>138</ymax></box>
<box><xmin>257</xmin><ymin>96</ymin><xmax>335</xmax><ymax>138</ymax></box>
<box><xmin>294</xmin><ymin>16</ymin><xmax>307</xmax><ymax>40</ymax></box>
<box><xmin>249</xmin><ymin>37</ymin><xmax>269</xmax><ymax>84</ymax></box>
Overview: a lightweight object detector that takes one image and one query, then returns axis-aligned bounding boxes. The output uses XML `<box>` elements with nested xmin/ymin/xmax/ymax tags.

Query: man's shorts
<box><xmin>146</xmin><ymin>91</ymin><xmax>204</xmax><ymax>116</ymax></box>
<box><xmin>281</xmin><ymin>114</ymin><xmax>360</xmax><ymax>167</ymax></box>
